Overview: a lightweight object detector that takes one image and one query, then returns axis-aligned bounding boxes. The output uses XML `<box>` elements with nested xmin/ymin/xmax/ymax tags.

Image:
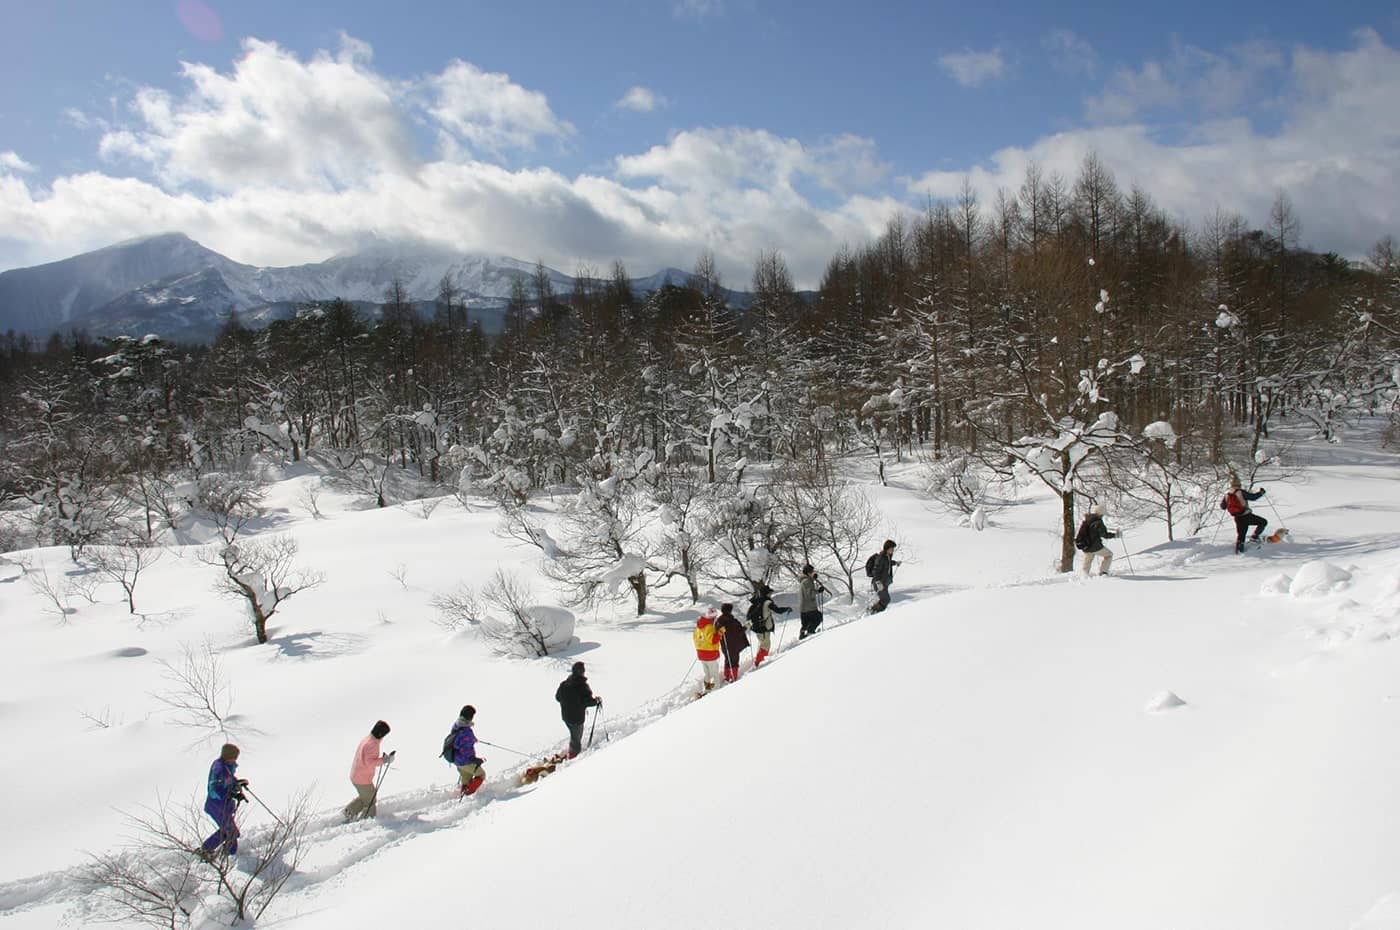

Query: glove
<box><xmin>1258</xmin><ymin>487</ymin><xmax>1266</xmax><ymax>495</ymax></box>
<box><xmin>231</xmin><ymin>790</ymin><xmax>247</xmax><ymax>803</ymax></box>
<box><xmin>236</xmin><ymin>779</ymin><xmax>249</xmax><ymax>788</ymax></box>
<box><xmin>594</xmin><ymin>697</ymin><xmax>603</xmax><ymax>706</ymax></box>
<box><xmin>382</xmin><ymin>750</ymin><xmax>396</xmax><ymax>763</ymax></box>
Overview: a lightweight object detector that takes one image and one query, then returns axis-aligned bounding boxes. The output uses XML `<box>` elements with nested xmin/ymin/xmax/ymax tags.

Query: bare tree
<box><xmin>209</xmin><ymin>535</ymin><xmax>323</xmax><ymax>644</ymax></box>
<box><xmin>88</xmin><ymin>544</ymin><xmax>165</xmax><ymax>614</ymax></box>
<box><xmin>26</xmin><ymin>562</ymin><xmax>75</xmax><ymax>622</ymax></box>
<box><xmin>152</xmin><ymin>641</ymin><xmax>238</xmax><ymax>742</ymax></box>
<box><xmin>81</xmin><ymin>790</ymin><xmax>311</xmax><ymax>927</ymax></box>
<box><xmin>195</xmin><ymin>472</ymin><xmax>267</xmax><ymax>542</ymax></box>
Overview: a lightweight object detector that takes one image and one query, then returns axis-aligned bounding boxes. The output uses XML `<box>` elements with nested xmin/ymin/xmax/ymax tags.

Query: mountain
<box><xmin>0</xmin><ymin>235</ymin><xmax>759</xmax><ymax>343</ymax></box>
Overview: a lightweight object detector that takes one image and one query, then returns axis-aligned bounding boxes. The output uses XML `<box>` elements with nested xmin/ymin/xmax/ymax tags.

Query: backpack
<box><xmin>1222</xmin><ymin>492</ymin><xmax>1245</xmax><ymax>516</ymax></box>
<box><xmin>1074</xmin><ymin>520</ymin><xmax>1094</xmax><ymax>552</ymax></box>
<box><xmin>440</xmin><ymin>731</ymin><xmax>455</xmax><ymax>763</ymax></box>
<box><xmin>864</xmin><ymin>552</ymin><xmax>880</xmax><ymax>578</ymax></box>
<box><xmin>745</xmin><ymin>599</ymin><xmax>764</xmax><ymax>626</ymax></box>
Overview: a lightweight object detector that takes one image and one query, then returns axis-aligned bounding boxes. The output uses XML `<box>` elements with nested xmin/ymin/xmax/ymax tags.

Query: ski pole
<box><xmin>240</xmin><ymin>786</ymin><xmax>286</xmax><ymax>828</ymax></box>
<box><xmin>477</xmin><ymin>740</ymin><xmax>530</xmax><ymax>757</ymax></box>
<box><xmin>1118</xmin><ymin>532</ymin><xmax>1135</xmax><ymax>574</ymax></box>
<box><xmin>361</xmin><ymin>757</ymin><xmax>393</xmax><ymax>820</ymax></box>
<box><xmin>587</xmin><ymin>704</ymin><xmax>599</xmax><ymax>748</ymax></box>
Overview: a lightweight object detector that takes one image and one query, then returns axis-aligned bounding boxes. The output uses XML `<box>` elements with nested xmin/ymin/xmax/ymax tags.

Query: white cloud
<box><xmin>938</xmin><ymin>48</ymin><xmax>1007</xmax><ymax>88</ymax></box>
<box><xmin>1044</xmin><ymin>29</ymin><xmax>1098</xmax><ymax>76</ymax></box>
<box><xmin>1086</xmin><ymin>38</ymin><xmax>1285</xmax><ymax>122</ymax></box>
<box><xmin>912</xmin><ymin>29</ymin><xmax>1400</xmax><ymax>259</ymax></box>
<box><xmin>0</xmin><ymin>151</ymin><xmax>35</xmax><ymax>173</ymax></box>
<box><xmin>3</xmin><ymin>29</ymin><xmax>1398</xmax><ymax>290</ymax></box>
<box><xmin>428</xmin><ymin>60</ymin><xmax>574</xmax><ymax>154</ymax></box>
<box><xmin>673</xmin><ymin>0</ymin><xmax>722</xmax><ymax>20</ymax></box>
<box><xmin>615</xmin><ymin>86</ymin><xmax>668</xmax><ymax>113</ymax></box>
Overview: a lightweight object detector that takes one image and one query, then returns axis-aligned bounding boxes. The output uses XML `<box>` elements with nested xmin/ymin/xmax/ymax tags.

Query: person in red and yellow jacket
<box><xmin>693</xmin><ymin>607</ymin><xmax>722</xmax><ymax>691</ymax></box>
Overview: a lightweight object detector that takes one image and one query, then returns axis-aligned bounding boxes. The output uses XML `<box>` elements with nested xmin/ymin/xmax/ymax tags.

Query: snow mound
<box><xmin>526</xmin><ymin>605</ymin><xmax>576</xmax><ymax>650</ymax></box>
<box><xmin>1288</xmin><ymin>561</ymin><xmax>1353</xmax><ymax>597</ymax></box>
<box><xmin>1144</xmin><ymin>690</ymin><xmax>1188</xmax><ymax>713</ymax></box>
<box><xmin>1260</xmin><ymin>573</ymin><xmax>1294</xmax><ymax>596</ymax></box>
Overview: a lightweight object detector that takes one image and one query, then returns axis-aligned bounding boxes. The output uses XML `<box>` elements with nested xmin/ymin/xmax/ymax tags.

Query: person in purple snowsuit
<box><xmin>200</xmin><ymin>743</ymin><xmax>247</xmax><ymax>858</ymax></box>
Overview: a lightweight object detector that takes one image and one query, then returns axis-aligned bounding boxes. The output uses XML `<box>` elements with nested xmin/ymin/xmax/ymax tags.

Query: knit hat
<box><xmin>220</xmin><ymin>743</ymin><xmax>240</xmax><ymax>761</ymax></box>
<box><xmin>571</xmin><ymin>661</ymin><xmax>585</xmax><ymax>675</ymax></box>
<box><xmin>1090</xmin><ymin>504</ymin><xmax>1106</xmax><ymax>516</ymax></box>
<box><xmin>459</xmin><ymin>704</ymin><xmax>476</xmax><ymax>722</ymax></box>
<box><xmin>371</xmin><ymin>720</ymin><xmax>391</xmax><ymax>739</ymax></box>
<box><xmin>702</xmin><ymin>607</ymin><xmax>719</xmax><ymax>619</ymax></box>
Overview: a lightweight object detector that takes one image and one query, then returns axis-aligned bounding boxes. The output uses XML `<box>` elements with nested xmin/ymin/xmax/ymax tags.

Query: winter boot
<box><xmin>754</xmin><ymin>648</ymin><xmax>769</xmax><ymax>667</ymax></box>
<box><xmin>461</xmin><ymin>773</ymin><xmax>485</xmax><ymax>796</ymax></box>
<box><xmin>704</xmin><ymin>680</ymin><xmax>715</xmax><ymax>691</ymax></box>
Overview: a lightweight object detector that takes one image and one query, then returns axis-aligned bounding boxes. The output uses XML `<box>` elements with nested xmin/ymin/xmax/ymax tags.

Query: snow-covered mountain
<box><xmin>0</xmin><ymin>235</ymin><xmax>749</xmax><ymax>342</ymax></box>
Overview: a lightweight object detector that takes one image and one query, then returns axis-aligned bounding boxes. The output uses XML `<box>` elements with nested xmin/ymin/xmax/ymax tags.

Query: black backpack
<box><xmin>746</xmin><ymin>598</ymin><xmax>764</xmax><ymax>627</ymax></box>
<box><xmin>864</xmin><ymin>552</ymin><xmax>880</xmax><ymax>578</ymax></box>
<box><xmin>440</xmin><ymin>730</ymin><xmax>456</xmax><ymax>763</ymax></box>
<box><xmin>1074</xmin><ymin>520</ymin><xmax>1094</xmax><ymax>552</ymax></box>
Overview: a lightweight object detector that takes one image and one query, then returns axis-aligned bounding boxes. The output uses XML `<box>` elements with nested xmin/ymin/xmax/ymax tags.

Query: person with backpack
<box><xmin>200</xmin><ymin>743</ymin><xmax>247</xmax><ymax>859</ymax></box>
<box><xmin>693</xmin><ymin>607</ymin><xmax>723</xmax><ymax>691</ymax></box>
<box><xmin>866</xmin><ymin>540</ymin><xmax>899</xmax><ymax>613</ymax></box>
<box><xmin>748</xmin><ymin>583</ymin><xmax>790</xmax><ymax>666</ymax></box>
<box><xmin>1222</xmin><ymin>477</ymin><xmax>1267</xmax><ymax>554</ymax></box>
<box><xmin>716</xmin><ymin>602</ymin><xmax>750</xmax><ymax>682</ymax></box>
<box><xmin>798</xmin><ymin>564</ymin><xmax>826</xmax><ymax>639</ymax></box>
<box><xmin>343</xmin><ymin>720</ymin><xmax>395</xmax><ymax>821</ymax></box>
<box><xmin>444</xmin><ymin>705</ymin><xmax>486</xmax><ymax>796</ymax></box>
<box><xmin>1074</xmin><ymin>504</ymin><xmax>1118</xmax><ymax>576</ymax></box>
<box><xmin>555</xmin><ymin>662</ymin><xmax>602</xmax><ymax>758</ymax></box>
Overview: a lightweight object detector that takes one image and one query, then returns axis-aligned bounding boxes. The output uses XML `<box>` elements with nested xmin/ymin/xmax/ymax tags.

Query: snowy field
<box><xmin>4</xmin><ymin>432</ymin><xmax>1400</xmax><ymax>929</ymax></box>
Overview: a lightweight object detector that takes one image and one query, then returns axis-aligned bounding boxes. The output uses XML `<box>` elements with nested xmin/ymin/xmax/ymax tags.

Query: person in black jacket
<box><xmin>869</xmin><ymin>540</ymin><xmax>899</xmax><ymax>612</ymax></box>
<box><xmin>1075</xmin><ymin>504</ymin><xmax>1117</xmax><ymax>576</ymax></box>
<box><xmin>716</xmin><ymin>602</ymin><xmax>750</xmax><ymax>682</ymax></box>
<box><xmin>555</xmin><ymin>661</ymin><xmax>601</xmax><ymax>758</ymax></box>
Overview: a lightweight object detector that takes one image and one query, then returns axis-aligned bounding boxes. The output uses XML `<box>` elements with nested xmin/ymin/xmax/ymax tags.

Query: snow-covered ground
<box><xmin>4</xmin><ymin>434</ymin><xmax>1400</xmax><ymax>929</ymax></box>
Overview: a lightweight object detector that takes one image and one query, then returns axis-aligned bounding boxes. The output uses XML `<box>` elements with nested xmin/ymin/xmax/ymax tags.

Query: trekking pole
<box><xmin>1118</xmin><ymin>532</ymin><xmax>1136</xmax><ymax>574</ymax></box>
<box><xmin>361</xmin><ymin>758</ymin><xmax>393</xmax><ymax>820</ymax></box>
<box><xmin>477</xmin><ymin>740</ymin><xmax>530</xmax><ymax>757</ymax></box>
<box><xmin>587</xmin><ymin>704</ymin><xmax>600</xmax><ymax>748</ymax></box>
<box><xmin>775</xmin><ymin>609</ymin><xmax>791</xmax><ymax>655</ymax></box>
<box><xmin>240</xmin><ymin>786</ymin><xmax>287</xmax><ymax>828</ymax></box>
<box><xmin>1264</xmin><ymin>493</ymin><xmax>1286</xmax><ymax>528</ymax></box>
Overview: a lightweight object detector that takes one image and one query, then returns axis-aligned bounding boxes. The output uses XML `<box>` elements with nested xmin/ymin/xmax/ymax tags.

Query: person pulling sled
<box><xmin>1222</xmin><ymin>477</ymin><xmax>1267</xmax><ymax>554</ymax></box>
<box><xmin>443</xmin><ymin>705</ymin><xmax>486</xmax><ymax>796</ymax></box>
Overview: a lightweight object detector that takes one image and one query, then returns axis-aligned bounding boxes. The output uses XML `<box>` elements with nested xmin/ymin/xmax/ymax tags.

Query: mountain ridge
<box><xmin>0</xmin><ymin>234</ymin><xmax>759</xmax><ymax>342</ymax></box>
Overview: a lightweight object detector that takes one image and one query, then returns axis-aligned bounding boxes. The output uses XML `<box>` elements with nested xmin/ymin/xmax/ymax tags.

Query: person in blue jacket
<box><xmin>448</xmin><ymin>705</ymin><xmax>486</xmax><ymax>796</ymax></box>
<box><xmin>200</xmin><ymin>743</ymin><xmax>247</xmax><ymax>859</ymax></box>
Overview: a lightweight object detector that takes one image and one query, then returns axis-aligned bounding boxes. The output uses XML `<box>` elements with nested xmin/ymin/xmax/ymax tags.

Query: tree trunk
<box><xmin>1059</xmin><ymin>489</ymin><xmax>1076</xmax><ymax>573</ymax></box>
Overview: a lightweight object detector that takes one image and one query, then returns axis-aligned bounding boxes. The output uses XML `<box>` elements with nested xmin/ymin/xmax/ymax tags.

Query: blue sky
<box><xmin>1</xmin><ymin>0</ymin><xmax>1397</xmax><ymax>284</ymax></box>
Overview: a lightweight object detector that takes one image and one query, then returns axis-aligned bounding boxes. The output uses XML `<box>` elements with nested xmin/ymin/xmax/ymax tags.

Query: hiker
<box><xmin>1223</xmin><ymin>477</ymin><xmax>1267</xmax><ymax>553</ymax></box>
<box><xmin>749</xmin><ymin>583</ymin><xmax>790</xmax><ymax>666</ymax></box>
<box><xmin>868</xmin><ymin>540</ymin><xmax>899</xmax><ymax>613</ymax></box>
<box><xmin>694</xmin><ymin>607</ymin><xmax>723</xmax><ymax>691</ymax></box>
<box><xmin>716</xmin><ymin>602</ymin><xmax>750</xmax><ymax>682</ymax></box>
<box><xmin>1075</xmin><ymin>504</ymin><xmax>1118</xmax><ymax>576</ymax></box>
<box><xmin>447</xmin><ymin>705</ymin><xmax>486</xmax><ymax>796</ymax></box>
<box><xmin>200</xmin><ymin>743</ymin><xmax>247</xmax><ymax>859</ymax></box>
<box><xmin>798</xmin><ymin>564</ymin><xmax>826</xmax><ymax>638</ymax></box>
<box><xmin>555</xmin><ymin>661</ymin><xmax>602</xmax><ymax>758</ymax></box>
<box><xmin>343</xmin><ymin>720</ymin><xmax>395</xmax><ymax>820</ymax></box>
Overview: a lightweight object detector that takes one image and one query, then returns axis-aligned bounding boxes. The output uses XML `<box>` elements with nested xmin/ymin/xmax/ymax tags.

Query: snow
<box><xmin>1142</xmin><ymin>420</ymin><xmax>1177</xmax><ymax>446</ymax></box>
<box><xmin>1288</xmin><ymin>560</ymin><xmax>1353</xmax><ymax>597</ymax></box>
<box><xmin>5</xmin><ymin>432</ymin><xmax>1400</xmax><ymax>929</ymax></box>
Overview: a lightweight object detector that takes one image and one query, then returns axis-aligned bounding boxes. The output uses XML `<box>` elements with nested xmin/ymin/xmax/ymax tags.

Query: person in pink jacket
<box><xmin>343</xmin><ymin>720</ymin><xmax>395</xmax><ymax>821</ymax></box>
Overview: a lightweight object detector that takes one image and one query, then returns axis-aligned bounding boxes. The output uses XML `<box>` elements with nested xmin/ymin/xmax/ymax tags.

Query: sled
<box><xmin>519</xmin><ymin>752</ymin><xmax>570</xmax><ymax>786</ymax></box>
